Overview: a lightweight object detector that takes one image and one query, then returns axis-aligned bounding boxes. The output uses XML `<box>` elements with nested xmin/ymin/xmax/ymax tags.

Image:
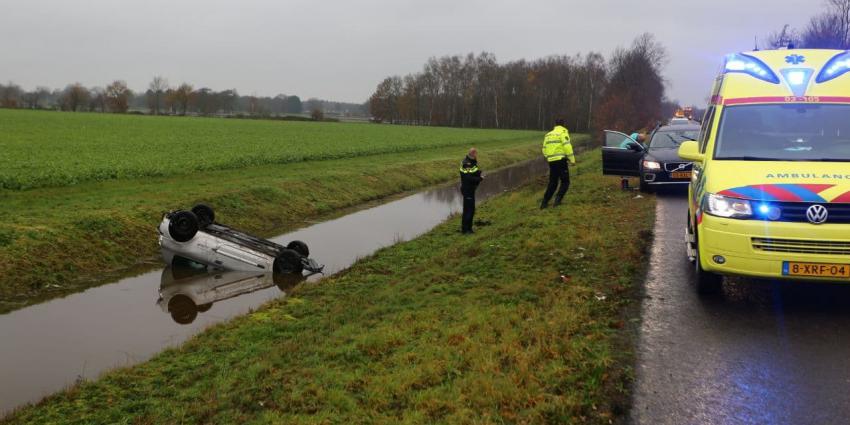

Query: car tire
<box><xmin>168</xmin><ymin>210</ymin><xmax>199</xmax><ymax>242</ymax></box>
<box><xmin>274</xmin><ymin>272</ymin><xmax>306</xmax><ymax>291</ymax></box>
<box><xmin>693</xmin><ymin>231</ymin><xmax>722</xmax><ymax>294</ymax></box>
<box><xmin>192</xmin><ymin>204</ymin><xmax>215</xmax><ymax>229</ymax></box>
<box><xmin>286</xmin><ymin>240</ymin><xmax>309</xmax><ymax>257</ymax></box>
<box><xmin>167</xmin><ymin>295</ymin><xmax>198</xmax><ymax>325</ymax></box>
<box><xmin>274</xmin><ymin>249</ymin><xmax>304</xmax><ymax>274</ymax></box>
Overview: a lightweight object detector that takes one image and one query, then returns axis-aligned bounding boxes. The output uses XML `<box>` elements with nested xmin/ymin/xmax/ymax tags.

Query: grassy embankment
<box><xmin>0</xmin><ymin>109</ymin><xmax>583</xmax><ymax>312</ymax></box>
<box><xmin>3</xmin><ymin>150</ymin><xmax>655</xmax><ymax>424</ymax></box>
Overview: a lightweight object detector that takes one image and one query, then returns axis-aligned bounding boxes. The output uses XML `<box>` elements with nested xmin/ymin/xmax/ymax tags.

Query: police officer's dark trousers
<box><xmin>542</xmin><ymin>158</ymin><xmax>570</xmax><ymax>207</ymax></box>
<box><xmin>461</xmin><ymin>188</ymin><xmax>476</xmax><ymax>233</ymax></box>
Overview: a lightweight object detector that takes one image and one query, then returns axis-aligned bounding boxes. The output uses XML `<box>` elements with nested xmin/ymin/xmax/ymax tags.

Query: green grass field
<box><xmin>1</xmin><ymin>110</ymin><xmax>586</xmax><ymax>311</ymax></box>
<box><xmin>0</xmin><ymin>109</ymin><xmax>536</xmax><ymax>190</ymax></box>
<box><xmin>2</xmin><ymin>151</ymin><xmax>655</xmax><ymax>424</ymax></box>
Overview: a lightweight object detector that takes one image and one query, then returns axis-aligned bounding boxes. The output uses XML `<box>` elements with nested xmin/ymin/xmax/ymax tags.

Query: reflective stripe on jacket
<box><xmin>459</xmin><ymin>155</ymin><xmax>482</xmax><ymax>193</ymax></box>
<box><xmin>542</xmin><ymin>125</ymin><xmax>575</xmax><ymax>163</ymax></box>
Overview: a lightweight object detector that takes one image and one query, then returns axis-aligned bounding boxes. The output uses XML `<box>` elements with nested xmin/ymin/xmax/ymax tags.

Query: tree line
<box><xmin>767</xmin><ymin>0</ymin><xmax>850</xmax><ymax>48</ymax></box>
<box><xmin>0</xmin><ymin>77</ymin><xmax>368</xmax><ymax>118</ymax></box>
<box><xmin>368</xmin><ymin>33</ymin><xmax>668</xmax><ymax>133</ymax></box>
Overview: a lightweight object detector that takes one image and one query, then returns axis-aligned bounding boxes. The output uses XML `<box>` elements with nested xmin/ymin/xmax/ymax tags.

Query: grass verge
<box><xmin>0</xmin><ymin>136</ymin><xmax>597</xmax><ymax>312</ymax></box>
<box><xmin>2</xmin><ymin>150</ymin><xmax>654</xmax><ymax>424</ymax></box>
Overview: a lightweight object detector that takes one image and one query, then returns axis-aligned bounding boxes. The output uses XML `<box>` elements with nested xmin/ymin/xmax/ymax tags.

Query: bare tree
<box><xmin>829</xmin><ymin>0</ymin><xmax>850</xmax><ymax>46</ymax></box>
<box><xmin>173</xmin><ymin>83</ymin><xmax>193</xmax><ymax>115</ymax></box>
<box><xmin>88</xmin><ymin>87</ymin><xmax>106</xmax><ymax>112</ymax></box>
<box><xmin>60</xmin><ymin>83</ymin><xmax>90</xmax><ymax>112</ymax></box>
<box><xmin>105</xmin><ymin>80</ymin><xmax>132</xmax><ymax>113</ymax></box>
<box><xmin>765</xmin><ymin>24</ymin><xmax>800</xmax><ymax>49</ymax></box>
<box><xmin>147</xmin><ymin>76</ymin><xmax>169</xmax><ymax>115</ymax></box>
<box><xmin>0</xmin><ymin>82</ymin><xmax>22</xmax><ymax>108</ymax></box>
<box><xmin>803</xmin><ymin>13</ymin><xmax>846</xmax><ymax>48</ymax></box>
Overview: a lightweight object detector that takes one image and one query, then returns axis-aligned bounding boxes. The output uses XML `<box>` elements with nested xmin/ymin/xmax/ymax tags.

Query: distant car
<box><xmin>601</xmin><ymin>124</ymin><xmax>700</xmax><ymax>192</ymax></box>
<box><xmin>158</xmin><ymin>204</ymin><xmax>323</xmax><ymax>275</ymax></box>
<box><xmin>669</xmin><ymin>117</ymin><xmax>691</xmax><ymax>125</ymax></box>
<box><xmin>157</xmin><ymin>263</ymin><xmax>305</xmax><ymax>324</ymax></box>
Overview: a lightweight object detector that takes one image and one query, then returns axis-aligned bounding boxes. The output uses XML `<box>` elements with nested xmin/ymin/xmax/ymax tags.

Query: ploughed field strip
<box><xmin>1</xmin><ymin>151</ymin><xmax>655</xmax><ymax>424</ymax></box>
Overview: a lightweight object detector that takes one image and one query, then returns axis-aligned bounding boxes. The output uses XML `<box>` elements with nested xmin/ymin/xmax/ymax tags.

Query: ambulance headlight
<box><xmin>723</xmin><ymin>53</ymin><xmax>780</xmax><ymax>84</ymax></box>
<box><xmin>817</xmin><ymin>50</ymin><xmax>850</xmax><ymax>83</ymax></box>
<box><xmin>705</xmin><ymin>193</ymin><xmax>753</xmax><ymax>218</ymax></box>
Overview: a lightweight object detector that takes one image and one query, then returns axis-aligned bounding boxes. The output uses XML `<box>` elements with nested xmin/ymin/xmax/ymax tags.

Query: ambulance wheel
<box><xmin>168</xmin><ymin>210</ymin><xmax>199</xmax><ymax>242</ymax></box>
<box><xmin>274</xmin><ymin>249</ymin><xmax>304</xmax><ymax>274</ymax></box>
<box><xmin>693</xmin><ymin>233</ymin><xmax>722</xmax><ymax>294</ymax></box>
<box><xmin>191</xmin><ymin>204</ymin><xmax>215</xmax><ymax>229</ymax></box>
<box><xmin>286</xmin><ymin>240</ymin><xmax>309</xmax><ymax>257</ymax></box>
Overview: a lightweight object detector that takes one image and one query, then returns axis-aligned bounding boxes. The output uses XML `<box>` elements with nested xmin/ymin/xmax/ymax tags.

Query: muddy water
<box><xmin>0</xmin><ymin>158</ymin><xmax>547</xmax><ymax>414</ymax></box>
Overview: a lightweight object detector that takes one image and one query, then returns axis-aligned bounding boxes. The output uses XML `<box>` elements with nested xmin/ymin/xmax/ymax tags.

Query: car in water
<box><xmin>157</xmin><ymin>262</ymin><xmax>305</xmax><ymax>324</ymax></box>
<box><xmin>158</xmin><ymin>204</ymin><xmax>323</xmax><ymax>275</ymax></box>
<box><xmin>601</xmin><ymin>124</ymin><xmax>700</xmax><ymax>192</ymax></box>
<box><xmin>679</xmin><ymin>48</ymin><xmax>850</xmax><ymax>293</ymax></box>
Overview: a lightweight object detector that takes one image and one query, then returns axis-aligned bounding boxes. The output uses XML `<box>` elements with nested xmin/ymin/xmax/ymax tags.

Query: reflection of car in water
<box><xmin>602</xmin><ymin>124</ymin><xmax>699</xmax><ymax>192</ymax></box>
<box><xmin>158</xmin><ymin>204</ymin><xmax>323</xmax><ymax>275</ymax></box>
<box><xmin>157</xmin><ymin>261</ymin><xmax>306</xmax><ymax>324</ymax></box>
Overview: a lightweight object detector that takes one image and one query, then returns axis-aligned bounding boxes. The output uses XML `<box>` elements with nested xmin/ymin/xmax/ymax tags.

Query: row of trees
<box><xmin>0</xmin><ymin>77</ymin><xmax>369</xmax><ymax>117</ymax></box>
<box><xmin>368</xmin><ymin>34</ymin><xmax>668</xmax><ymax>133</ymax></box>
<box><xmin>0</xmin><ymin>81</ymin><xmax>131</xmax><ymax>112</ymax></box>
<box><xmin>767</xmin><ymin>0</ymin><xmax>850</xmax><ymax>49</ymax></box>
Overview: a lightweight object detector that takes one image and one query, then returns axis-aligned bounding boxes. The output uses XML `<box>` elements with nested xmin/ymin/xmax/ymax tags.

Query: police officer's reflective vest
<box><xmin>542</xmin><ymin>125</ymin><xmax>575</xmax><ymax>163</ymax></box>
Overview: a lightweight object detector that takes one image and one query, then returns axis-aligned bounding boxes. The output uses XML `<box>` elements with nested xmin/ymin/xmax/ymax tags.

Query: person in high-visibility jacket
<box><xmin>459</xmin><ymin>147</ymin><xmax>483</xmax><ymax>234</ymax></box>
<box><xmin>540</xmin><ymin>118</ymin><xmax>576</xmax><ymax>209</ymax></box>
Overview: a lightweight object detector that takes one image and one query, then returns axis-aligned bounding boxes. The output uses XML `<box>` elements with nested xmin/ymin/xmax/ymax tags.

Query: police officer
<box><xmin>541</xmin><ymin>118</ymin><xmax>576</xmax><ymax>209</ymax></box>
<box><xmin>459</xmin><ymin>147</ymin><xmax>483</xmax><ymax>234</ymax></box>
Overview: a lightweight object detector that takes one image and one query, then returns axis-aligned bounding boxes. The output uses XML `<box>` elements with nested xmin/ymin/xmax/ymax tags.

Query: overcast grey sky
<box><xmin>1</xmin><ymin>0</ymin><xmax>811</xmax><ymax>105</ymax></box>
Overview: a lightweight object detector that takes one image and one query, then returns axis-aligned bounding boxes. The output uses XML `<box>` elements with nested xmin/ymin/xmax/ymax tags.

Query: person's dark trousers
<box><xmin>461</xmin><ymin>189</ymin><xmax>476</xmax><ymax>233</ymax></box>
<box><xmin>541</xmin><ymin>159</ymin><xmax>570</xmax><ymax>208</ymax></box>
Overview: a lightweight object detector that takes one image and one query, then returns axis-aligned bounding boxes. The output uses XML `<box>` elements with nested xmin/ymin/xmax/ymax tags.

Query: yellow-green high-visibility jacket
<box><xmin>542</xmin><ymin>125</ymin><xmax>575</xmax><ymax>163</ymax></box>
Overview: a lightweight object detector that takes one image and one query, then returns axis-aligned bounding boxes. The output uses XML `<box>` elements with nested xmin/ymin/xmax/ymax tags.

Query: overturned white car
<box><xmin>158</xmin><ymin>204</ymin><xmax>323</xmax><ymax>275</ymax></box>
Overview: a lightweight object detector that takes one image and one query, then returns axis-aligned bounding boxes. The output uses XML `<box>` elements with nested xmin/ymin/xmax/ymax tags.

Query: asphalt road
<box><xmin>631</xmin><ymin>191</ymin><xmax>850</xmax><ymax>425</ymax></box>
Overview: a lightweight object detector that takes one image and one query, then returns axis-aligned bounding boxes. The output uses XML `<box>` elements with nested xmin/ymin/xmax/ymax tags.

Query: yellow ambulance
<box><xmin>679</xmin><ymin>49</ymin><xmax>850</xmax><ymax>292</ymax></box>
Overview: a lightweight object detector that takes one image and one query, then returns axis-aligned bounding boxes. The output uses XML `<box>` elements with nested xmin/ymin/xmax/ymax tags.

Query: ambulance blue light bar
<box><xmin>723</xmin><ymin>53</ymin><xmax>780</xmax><ymax>84</ymax></box>
<box><xmin>816</xmin><ymin>50</ymin><xmax>850</xmax><ymax>83</ymax></box>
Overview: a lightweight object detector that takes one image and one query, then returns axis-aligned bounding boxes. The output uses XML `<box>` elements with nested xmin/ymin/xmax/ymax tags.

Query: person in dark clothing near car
<box><xmin>540</xmin><ymin>118</ymin><xmax>576</xmax><ymax>209</ymax></box>
<box><xmin>459</xmin><ymin>147</ymin><xmax>483</xmax><ymax>234</ymax></box>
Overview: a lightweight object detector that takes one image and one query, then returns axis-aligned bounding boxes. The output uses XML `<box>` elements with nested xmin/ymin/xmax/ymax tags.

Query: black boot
<box><xmin>553</xmin><ymin>196</ymin><xmax>564</xmax><ymax>207</ymax></box>
<box><xmin>540</xmin><ymin>201</ymin><xmax>548</xmax><ymax>209</ymax></box>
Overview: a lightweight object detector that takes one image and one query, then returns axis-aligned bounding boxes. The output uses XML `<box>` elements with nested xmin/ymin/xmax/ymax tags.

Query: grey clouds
<box><xmin>1</xmin><ymin>0</ymin><xmax>810</xmax><ymax>105</ymax></box>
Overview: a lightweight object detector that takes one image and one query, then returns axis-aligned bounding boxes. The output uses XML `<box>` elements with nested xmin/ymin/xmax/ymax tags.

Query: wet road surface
<box><xmin>0</xmin><ymin>159</ymin><xmax>547</xmax><ymax>414</ymax></box>
<box><xmin>631</xmin><ymin>191</ymin><xmax>850</xmax><ymax>425</ymax></box>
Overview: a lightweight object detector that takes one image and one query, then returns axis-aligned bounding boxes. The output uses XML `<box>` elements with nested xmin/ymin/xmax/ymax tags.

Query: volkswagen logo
<box><xmin>806</xmin><ymin>204</ymin><xmax>828</xmax><ymax>224</ymax></box>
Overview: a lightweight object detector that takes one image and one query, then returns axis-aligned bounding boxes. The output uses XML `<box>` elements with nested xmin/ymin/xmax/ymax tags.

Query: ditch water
<box><xmin>0</xmin><ymin>158</ymin><xmax>548</xmax><ymax>415</ymax></box>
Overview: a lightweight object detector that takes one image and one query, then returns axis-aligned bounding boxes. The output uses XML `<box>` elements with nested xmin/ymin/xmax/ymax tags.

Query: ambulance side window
<box><xmin>698</xmin><ymin>107</ymin><xmax>715</xmax><ymax>154</ymax></box>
